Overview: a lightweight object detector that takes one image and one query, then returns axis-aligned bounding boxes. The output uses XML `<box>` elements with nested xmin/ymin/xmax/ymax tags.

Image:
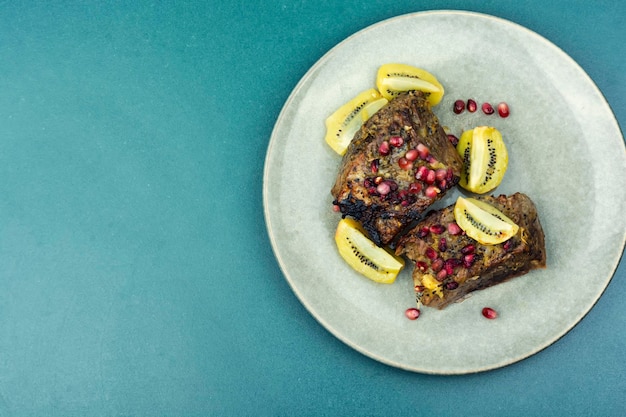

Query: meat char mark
<box><xmin>395</xmin><ymin>193</ymin><xmax>547</xmax><ymax>309</ymax></box>
<box><xmin>331</xmin><ymin>91</ymin><xmax>463</xmax><ymax>246</ymax></box>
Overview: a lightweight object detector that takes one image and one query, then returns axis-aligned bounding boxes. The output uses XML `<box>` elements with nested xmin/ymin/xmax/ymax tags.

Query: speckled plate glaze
<box><xmin>263</xmin><ymin>11</ymin><xmax>626</xmax><ymax>374</ymax></box>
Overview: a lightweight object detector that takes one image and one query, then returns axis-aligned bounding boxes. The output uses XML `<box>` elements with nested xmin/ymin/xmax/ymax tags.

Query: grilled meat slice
<box><xmin>395</xmin><ymin>193</ymin><xmax>546</xmax><ymax>309</ymax></box>
<box><xmin>331</xmin><ymin>91</ymin><xmax>463</xmax><ymax>246</ymax></box>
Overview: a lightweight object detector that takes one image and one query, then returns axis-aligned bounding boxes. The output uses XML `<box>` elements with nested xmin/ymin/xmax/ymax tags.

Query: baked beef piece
<box><xmin>395</xmin><ymin>193</ymin><xmax>546</xmax><ymax>309</ymax></box>
<box><xmin>331</xmin><ymin>91</ymin><xmax>463</xmax><ymax>246</ymax></box>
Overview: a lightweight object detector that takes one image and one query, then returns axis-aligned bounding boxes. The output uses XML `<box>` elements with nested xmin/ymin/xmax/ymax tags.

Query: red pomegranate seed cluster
<box><xmin>414</xmin><ymin>220</ymin><xmax>479</xmax><ymax>286</ymax></box>
<box><xmin>453</xmin><ymin>99</ymin><xmax>510</xmax><ymax>118</ymax></box>
<box><xmin>362</xmin><ymin>139</ymin><xmax>456</xmax><ymax>206</ymax></box>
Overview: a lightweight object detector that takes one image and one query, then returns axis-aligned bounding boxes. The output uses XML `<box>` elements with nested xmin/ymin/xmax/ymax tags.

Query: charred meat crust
<box><xmin>331</xmin><ymin>91</ymin><xmax>463</xmax><ymax>247</ymax></box>
<box><xmin>395</xmin><ymin>193</ymin><xmax>546</xmax><ymax>309</ymax></box>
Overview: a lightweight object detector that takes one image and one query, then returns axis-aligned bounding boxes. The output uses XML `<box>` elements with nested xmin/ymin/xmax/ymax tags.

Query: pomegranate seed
<box><xmin>453</xmin><ymin>99</ymin><xmax>465</xmax><ymax>114</ymax></box>
<box><xmin>425</xmin><ymin>247</ymin><xmax>437</xmax><ymax>260</ymax></box>
<box><xmin>405</xmin><ymin>308</ymin><xmax>421</xmax><ymax>320</ymax></box>
<box><xmin>431</xmin><ymin>258</ymin><xmax>444</xmax><ymax>272</ymax></box>
<box><xmin>447</xmin><ymin>134</ymin><xmax>459</xmax><ymax>146</ymax></box>
<box><xmin>416</xmin><ymin>143</ymin><xmax>430</xmax><ymax>159</ymax></box>
<box><xmin>461</xmin><ymin>244</ymin><xmax>475</xmax><ymax>255</ymax></box>
<box><xmin>438</xmin><ymin>237</ymin><xmax>447</xmax><ymax>252</ymax></box>
<box><xmin>503</xmin><ymin>240</ymin><xmax>513</xmax><ymax>251</ymax></box>
<box><xmin>444</xmin><ymin>258</ymin><xmax>461</xmax><ymax>275</ymax></box>
<box><xmin>445</xmin><ymin>281</ymin><xmax>459</xmax><ymax>290</ymax></box>
<box><xmin>436</xmin><ymin>269</ymin><xmax>448</xmax><ymax>281</ymax></box>
<box><xmin>367</xmin><ymin>186</ymin><xmax>377</xmax><ymax>194</ymax></box>
<box><xmin>405</xmin><ymin>149</ymin><xmax>419</xmax><ymax>161</ymax></box>
<box><xmin>467</xmin><ymin>99</ymin><xmax>477</xmax><ymax>112</ymax></box>
<box><xmin>447</xmin><ymin>222</ymin><xmax>462</xmax><ymax>235</ymax></box>
<box><xmin>497</xmin><ymin>102</ymin><xmax>510</xmax><ymax>118</ymax></box>
<box><xmin>379</xmin><ymin>141</ymin><xmax>390</xmax><ymax>156</ymax></box>
<box><xmin>415</xmin><ymin>165</ymin><xmax>429</xmax><ymax>181</ymax></box>
<box><xmin>435</xmin><ymin>168</ymin><xmax>448</xmax><ymax>182</ymax></box>
<box><xmin>416</xmin><ymin>261</ymin><xmax>428</xmax><ymax>271</ymax></box>
<box><xmin>426</xmin><ymin>155</ymin><xmax>438</xmax><ymax>166</ymax></box>
<box><xmin>482</xmin><ymin>102</ymin><xmax>495</xmax><ymax>115</ymax></box>
<box><xmin>370</xmin><ymin>159</ymin><xmax>379</xmax><ymax>173</ymax></box>
<box><xmin>398</xmin><ymin>157</ymin><xmax>413</xmax><ymax>170</ymax></box>
<box><xmin>424</xmin><ymin>185</ymin><xmax>440</xmax><ymax>198</ymax></box>
<box><xmin>482</xmin><ymin>307</ymin><xmax>498</xmax><ymax>319</ymax></box>
<box><xmin>438</xmin><ymin>179</ymin><xmax>447</xmax><ymax>190</ymax></box>
<box><xmin>429</xmin><ymin>224</ymin><xmax>445</xmax><ymax>234</ymax></box>
<box><xmin>463</xmin><ymin>253</ymin><xmax>475</xmax><ymax>268</ymax></box>
<box><xmin>332</xmin><ymin>204</ymin><xmax>341</xmax><ymax>212</ymax></box>
<box><xmin>417</xmin><ymin>226</ymin><xmax>430</xmax><ymax>238</ymax></box>
<box><xmin>376</xmin><ymin>182</ymin><xmax>391</xmax><ymax>195</ymax></box>
<box><xmin>408</xmin><ymin>182</ymin><xmax>422</xmax><ymax>194</ymax></box>
<box><xmin>446</xmin><ymin>167</ymin><xmax>454</xmax><ymax>182</ymax></box>
<box><xmin>425</xmin><ymin>169</ymin><xmax>436</xmax><ymax>184</ymax></box>
<box><xmin>389</xmin><ymin>136</ymin><xmax>404</xmax><ymax>147</ymax></box>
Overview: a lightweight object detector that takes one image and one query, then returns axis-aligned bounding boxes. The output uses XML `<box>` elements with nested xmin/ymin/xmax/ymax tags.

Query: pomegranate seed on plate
<box><xmin>497</xmin><ymin>102</ymin><xmax>510</xmax><ymax>118</ymax></box>
<box><xmin>482</xmin><ymin>102</ymin><xmax>495</xmax><ymax>115</ymax></box>
<box><xmin>482</xmin><ymin>307</ymin><xmax>498</xmax><ymax>319</ymax></box>
<box><xmin>405</xmin><ymin>308</ymin><xmax>421</xmax><ymax>320</ymax></box>
<box><xmin>467</xmin><ymin>99</ymin><xmax>477</xmax><ymax>112</ymax></box>
<box><xmin>453</xmin><ymin>99</ymin><xmax>465</xmax><ymax>114</ymax></box>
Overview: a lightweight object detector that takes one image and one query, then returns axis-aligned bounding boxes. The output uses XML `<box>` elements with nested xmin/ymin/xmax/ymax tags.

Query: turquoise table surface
<box><xmin>0</xmin><ymin>1</ymin><xmax>624</xmax><ymax>416</ymax></box>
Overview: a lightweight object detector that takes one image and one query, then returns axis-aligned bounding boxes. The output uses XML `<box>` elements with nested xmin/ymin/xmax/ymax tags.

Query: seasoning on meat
<box><xmin>395</xmin><ymin>193</ymin><xmax>547</xmax><ymax>309</ymax></box>
<box><xmin>331</xmin><ymin>91</ymin><xmax>463</xmax><ymax>246</ymax></box>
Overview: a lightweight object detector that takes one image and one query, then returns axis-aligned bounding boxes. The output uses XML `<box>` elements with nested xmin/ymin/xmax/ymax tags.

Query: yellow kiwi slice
<box><xmin>375</xmin><ymin>63</ymin><xmax>444</xmax><ymax>106</ymax></box>
<box><xmin>334</xmin><ymin>218</ymin><xmax>405</xmax><ymax>283</ymax></box>
<box><xmin>456</xmin><ymin>126</ymin><xmax>508</xmax><ymax>194</ymax></box>
<box><xmin>453</xmin><ymin>196</ymin><xmax>519</xmax><ymax>245</ymax></box>
<box><xmin>324</xmin><ymin>89</ymin><xmax>388</xmax><ymax>155</ymax></box>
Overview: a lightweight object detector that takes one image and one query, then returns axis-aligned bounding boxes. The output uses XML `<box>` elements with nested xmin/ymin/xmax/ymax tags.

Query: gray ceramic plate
<box><xmin>263</xmin><ymin>10</ymin><xmax>626</xmax><ymax>374</ymax></box>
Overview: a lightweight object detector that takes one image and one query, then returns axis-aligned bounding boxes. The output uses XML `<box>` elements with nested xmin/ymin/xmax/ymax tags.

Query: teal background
<box><xmin>0</xmin><ymin>1</ymin><xmax>624</xmax><ymax>416</ymax></box>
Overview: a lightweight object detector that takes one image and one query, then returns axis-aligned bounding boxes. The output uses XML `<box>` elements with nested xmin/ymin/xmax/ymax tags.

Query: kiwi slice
<box><xmin>324</xmin><ymin>89</ymin><xmax>388</xmax><ymax>156</ymax></box>
<box><xmin>375</xmin><ymin>63</ymin><xmax>444</xmax><ymax>106</ymax></box>
<box><xmin>453</xmin><ymin>196</ymin><xmax>519</xmax><ymax>245</ymax></box>
<box><xmin>334</xmin><ymin>218</ymin><xmax>405</xmax><ymax>283</ymax></box>
<box><xmin>456</xmin><ymin>126</ymin><xmax>508</xmax><ymax>194</ymax></box>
